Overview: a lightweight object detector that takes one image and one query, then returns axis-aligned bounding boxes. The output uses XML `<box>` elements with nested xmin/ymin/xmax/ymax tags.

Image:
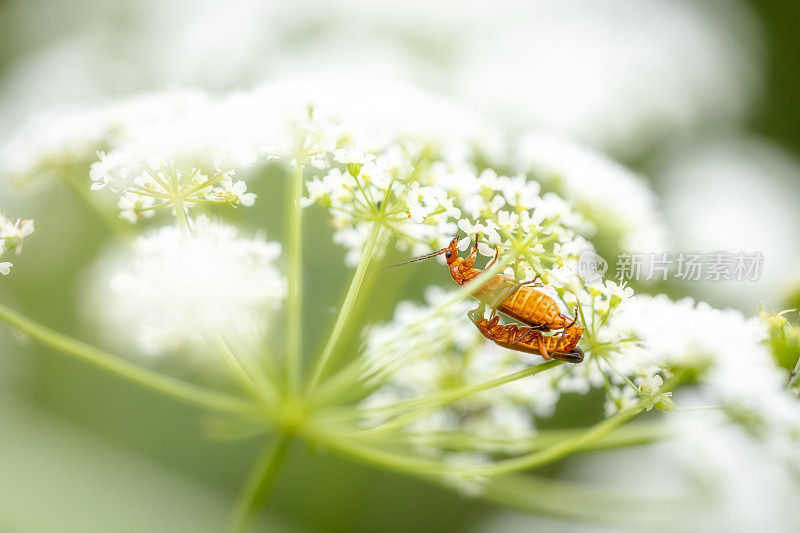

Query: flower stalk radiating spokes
<box><xmin>10</xmin><ymin>87</ymin><xmax>794</xmax><ymax>531</ymax></box>
<box><xmin>0</xmin><ymin>197</ymin><xmax>671</xmax><ymax>527</ymax></box>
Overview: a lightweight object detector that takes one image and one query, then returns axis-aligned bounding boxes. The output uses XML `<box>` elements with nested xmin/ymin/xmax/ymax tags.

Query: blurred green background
<box><xmin>1</xmin><ymin>1</ymin><xmax>799</xmax><ymax>531</ymax></box>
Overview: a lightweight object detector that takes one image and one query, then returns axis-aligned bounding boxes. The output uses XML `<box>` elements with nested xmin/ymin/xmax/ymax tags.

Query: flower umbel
<box><xmin>4</xmin><ymin>81</ymin><xmax>788</xmax><ymax>529</ymax></box>
<box><xmin>90</xmin><ymin>152</ymin><xmax>256</xmax><ymax>223</ymax></box>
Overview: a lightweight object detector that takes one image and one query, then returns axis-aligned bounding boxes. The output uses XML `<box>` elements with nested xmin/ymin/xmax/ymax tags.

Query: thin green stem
<box><xmin>353</xmin><ymin>361</ymin><xmax>563</xmax><ymax>439</ymax></box>
<box><xmin>286</xmin><ymin>156</ymin><xmax>306</xmax><ymax>397</ymax></box>
<box><xmin>465</xmin><ymin>406</ymin><xmax>646</xmax><ymax>476</ymax></box>
<box><xmin>789</xmin><ymin>355</ymin><xmax>800</xmax><ymax>388</ymax></box>
<box><xmin>482</xmin><ymin>473</ymin><xmax>684</xmax><ymax>524</ymax></box>
<box><xmin>385</xmin><ymin>422</ymin><xmax>669</xmax><ymax>454</ymax></box>
<box><xmin>0</xmin><ymin>302</ymin><xmax>257</xmax><ymax>416</ymax></box>
<box><xmin>217</xmin><ymin>336</ymin><xmax>280</xmax><ymax>405</ymax></box>
<box><xmin>462</xmin><ymin>374</ymin><xmax>684</xmax><ymax>477</ymax></box>
<box><xmin>320</xmin><ymin>375</ymin><xmax>684</xmax><ymax>479</ymax></box>
<box><xmin>305</xmin><ymin>221</ymin><xmax>383</xmax><ymax>396</ymax></box>
<box><xmin>228</xmin><ymin>434</ymin><xmax>292</xmax><ymax>532</ymax></box>
<box><xmin>175</xmin><ymin>200</ymin><xmax>190</xmax><ymax>237</ymax></box>
<box><xmin>311</xmin><ymin>251</ymin><xmax>517</xmax><ymax>407</ymax></box>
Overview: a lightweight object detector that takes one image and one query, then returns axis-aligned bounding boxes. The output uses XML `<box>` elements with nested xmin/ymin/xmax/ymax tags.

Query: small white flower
<box><xmin>0</xmin><ymin>262</ymin><xmax>11</xmax><ymax>276</ymax></box>
<box><xmin>333</xmin><ymin>147</ymin><xmax>375</xmax><ymax>166</ymax></box>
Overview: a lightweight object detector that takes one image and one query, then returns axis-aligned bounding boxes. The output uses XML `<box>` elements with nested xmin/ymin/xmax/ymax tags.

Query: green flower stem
<box><xmin>462</xmin><ymin>375</ymin><xmax>684</xmax><ymax>477</ymax></box>
<box><xmin>384</xmin><ymin>422</ymin><xmax>669</xmax><ymax>454</ymax></box>
<box><xmin>228</xmin><ymin>434</ymin><xmax>292</xmax><ymax>533</ymax></box>
<box><xmin>0</xmin><ymin>302</ymin><xmax>258</xmax><ymax>416</ymax></box>
<box><xmin>320</xmin><ymin>376</ymin><xmax>683</xmax><ymax>479</ymax></box>
<box><xmin>482</xmin><ymin>473</ymin><xmax>684</xmax><ymax>523</ymax></box>
<box><xmin>175</xmin><ymin>200</ymin><xmax>190</xmax><ymax>237</ymax></box>
<box><xmin>286</xmin><ymin>156</ymin><xmax>306</xmax><ymax>397</ymax></box>
<box><xmin>353</xmin><ymin>360</ymin><xmax>563</xmax><ymax>439</ymax></box>
<box><xmin>310</xmin><ymin>250</ymin><xmax>518</xmax><ymax>407</ymax></box>
<box><xmin>217</xmin><ymin>336</ymin><xmax>280</xmax><ymax>406</ymax></box>
<box><xmin>319</xmin><ymin>408</ymin><xmax>646</xmax><ymax>479</ymax></box>
<box><xmin>369</xmin><ymin>360</ymin><xmax>561</xmax><ymax>416</ymax></box>
<box><xmin>465</xmin><ymin>406</ymin><xmax>645</xmax><ymax>476</ymax></box>
<box><xmin>320</xmin><ymin>433</ymin><xmax>444</xmax><ymax>474</ymax></box>
<box><xmin>305</xmin><ymin>221</ymin><xmax>383</xmax><ymax>396</ymax></box>
<box><xmin>789</xmin><ymin>355</ymin><xmax>800</xmax><ymax>388</ymax></box>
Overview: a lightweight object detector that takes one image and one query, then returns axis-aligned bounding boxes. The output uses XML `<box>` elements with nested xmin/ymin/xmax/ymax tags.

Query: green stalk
<box><xmin>217</xmin><ymin>337</ymin><xmax>280</xmax><ymax>406</ymax></box>
<box><xmin>175</xmin><ymin>200</ymin><xmax>190</xmax><ymax>237</ymax></box>
<box><xmin>482</xmin><ymin>473</ymin><xmax>683</xmax><ymax>523</ymax></box>
<box><xmin>463</xmin><ymin>405</ymin><xmax>646</xmax><ymax>476</ymax></box>
<box><xmin>789</xmin><ymin>355</ymin><xmax>800</xmax><ymax>388</ymax></box>
<box><xmin>286</xmin><ymin>156</ymin><xmax>306</xmax><ymax>397</ymax></box>
<box><xmin>462</xmin><ymin>374</ymin><xmax>685</xmax><ymax>477</ymax></box>
<box><xmin>228</xmin><ymin>434</ymin><xmax>292</xmax><ymax>532</ymax></box>
<box><xmin>310</xmin><ymin>249</ymin><xmax>517</xmax><ymax>406</ymax></box>
<box><xmin>319</xmin><ymin>376</ymin><xmax>683</xmax><ymax>479</ymax></box>
<box><xmin>0</xmin><ymin>302</ymin><xmax>256</xmax><ymax>416</ymax></box>
<box><xmin>354</xmin><ymin>360</ymin><xmax>563</xmax><ymax>438</ymax></box>
<box><xmin>384</xmin><ymin>422</ymin><xmax>669</xmax><ymax>454</ymax></box>
<box><xmin>320</xmin><ymin>406</ymin><xmax>645</xmax><ymax>479</ymax></box>
<box><xmin>305</xmin><ymin>221</ymin><xmax>383</xmax><ymax>396</ymax></box>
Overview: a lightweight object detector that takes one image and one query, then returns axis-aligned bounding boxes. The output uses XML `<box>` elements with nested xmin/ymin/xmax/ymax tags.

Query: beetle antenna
<box><xmin>383</xmin><ymin>247</ymin><xmax>448</xmax><ymax>269</ymax></box>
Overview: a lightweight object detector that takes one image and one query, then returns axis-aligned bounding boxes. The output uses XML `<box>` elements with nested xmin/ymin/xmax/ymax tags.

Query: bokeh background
<box><xmin>1</xmin><ymin>1</ymin><xmax>799</xmax><ymax>531</ymax></box>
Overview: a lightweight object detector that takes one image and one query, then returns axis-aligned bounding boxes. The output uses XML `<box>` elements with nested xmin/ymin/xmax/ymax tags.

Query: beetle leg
<box><xmin>463</xmin><ymin>232</ymin><xmax>480</xmax><ymax>268</ymax></box>
<box><xmin>520</xmin><ymin>327</ymin><xmax>539</xmax><ymax>344</ymax></box>
<box><xmin>554</xmin><ymin>329</ymin><xmax>568</xmax><ymax>353</ymax></box>
<box><xmin>485</xmin><ymin>245</ymin><xmax>500</xmax><ymax>269</ymax></box>
<box><xmin>537</xmin><ymin>336</ymin><xmax>551</xmax><ymax>360</ymax></box>
<box><xmin>560</xmin><ymin>306</ymin><xmax>579</xmax><ymax>332</ymax></box>
<box><xmin>467</xmin><ymin>303</ymin><xmax>486</xmax><ymax>324</ymax></box>
<box><xmin>518</xmin><ymin>275</ymin><xmax>543</xmax><ymax>287</ymax></box>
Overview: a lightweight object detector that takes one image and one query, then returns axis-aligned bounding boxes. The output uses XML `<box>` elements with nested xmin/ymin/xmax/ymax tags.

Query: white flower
<box><xmin>84</xmin><ymin>216</ymin><xmax>286</xmax><ymax>358</ymax></box>
<box><xmin>333</xmin><ymin>147</ymin><xmax>375</xmax><ymax>167</ymax></box>
<box><xmin>0</xmin><ymin>217</ymin><xmax>35</xmax><ymax>249</ymax></box>
<box><xmin>118</xmin><ymin>192</ymin><xmax>156</xmax><ymax>224</ymax></box>
<box><xmin>0</xmin><ymin>211</ymin><xmax>35</xmax><ymax>278</ymax></box>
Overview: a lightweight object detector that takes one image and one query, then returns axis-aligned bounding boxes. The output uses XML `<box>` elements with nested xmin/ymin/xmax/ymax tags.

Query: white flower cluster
<box><xmin>561</xmin><ymin>410</ymin><xmax>800</xmax><ymax>531</ymax></box>
<box><xmin>304</xmin><ymin>142</ymin><xmax>596</xmax><ymax>277</ymax></box>
<box><xmin>607</xmin><ymin>295</ymin><xmax>800</xmax><ymax>466</ymax></box>
<box><xmin>2</xmin><ymin>79</ymin><xmax>504</xmax><ymax>226</ymax></box>
<box><xmin>515</xmin><ymin>133</ymin><xmax>669</xmax><ymax>254</ymax></box>
<box><xmin>0</xmin><ymin>212</ymin><xmax>34</xmax><ymax>276</ymax></box>
<box><xmin>360</xmin><ymin>287</ymin><xmax>557</xmax><ymax>455</ymax></box>
<box><xmin>85</xmin><ymin>216</ymin><xmax>286</xmax><ymax>358</ymax></box>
